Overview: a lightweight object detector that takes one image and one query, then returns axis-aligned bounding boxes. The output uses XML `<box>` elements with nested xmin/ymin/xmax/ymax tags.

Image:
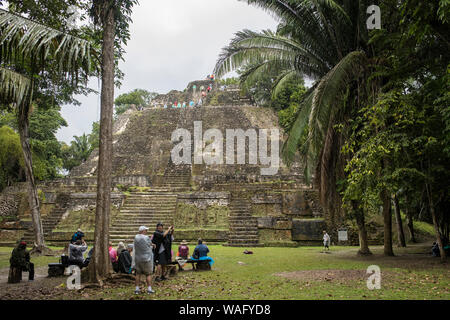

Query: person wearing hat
<box><xmin>176</xmin><ymin>240</ymin><xmax>190</xmax><ymax>270</ymax></box>
<box><xmin>9</xmin><ymin>241</ymin><xmax>34</xmax><ymax>281</ymax></box>
<box><xmin>69</xmin><ymin>239</ymin><xmax>88</xmax><ymax>268</ymax></box>
<box><xmin>71</xmin><ymin>228</ymin><xmax>85</xmax><ymax>244</ymax></box>
<box><xmin>133</xmin><ymin>226</ymin><xmax>155</xmax><ymax>294</ymax></box>
<box><xmin>177</xmin><ymin>240</ymin><xmax>189</xmax><ymax>260</ymax></box>
<box><xmin>152</xmin><ymin>222</ymin><xmax>174</xmax><ymax>281</ymax></box>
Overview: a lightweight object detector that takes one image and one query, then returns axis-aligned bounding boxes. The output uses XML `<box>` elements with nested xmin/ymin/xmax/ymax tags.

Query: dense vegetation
<box><xmin>114</xmin><ymin>89</ymin><xmax>158</xmax><ymax>116</ymax></box>
<box><xmin>215</xmin><ymin>0</ymin><xmax>449</xmax><ymax>259</ymax></box>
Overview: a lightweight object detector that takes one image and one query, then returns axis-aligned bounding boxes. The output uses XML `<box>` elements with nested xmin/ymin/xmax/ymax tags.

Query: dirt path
<box><xmin>0</xmin><ymin>266</ymin><xmax>68</xmax><ymax>300</ymax></box>
<box><xmin>0</xmin><ymin>266</ymin><xmax>48</xmax><ymax>283</ymax></box>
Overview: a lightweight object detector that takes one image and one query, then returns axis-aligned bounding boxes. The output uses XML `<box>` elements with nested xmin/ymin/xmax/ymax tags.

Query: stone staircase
<box><xmin>109</xmin><ymin>192</ymin><xmax>178</xmax><ymax>245</ymax></box>
<box><xmin>158</xmin><ymin>164</ymin><xmax>191</xmax><ymax>191</ymax></box>
<box><xmin>22</xmin><ymin>196</ymin><xmax>69</xmax><ymax>244</ymax></box>
<box><xmin>227</xmin><ymin>198</ymin><xmax>260</xmax><ymax>247</ymax></box>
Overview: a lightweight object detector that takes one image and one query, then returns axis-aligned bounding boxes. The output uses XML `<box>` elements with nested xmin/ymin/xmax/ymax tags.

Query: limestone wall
<box><xmin>0</xmin><ymin>193</ymin><xmax>19</xmax><ymax>219</ymax></box>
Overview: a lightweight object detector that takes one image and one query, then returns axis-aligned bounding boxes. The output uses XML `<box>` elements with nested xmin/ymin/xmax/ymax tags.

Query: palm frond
<box><xmin>271</xmin><ymin>69</ymin><xmax>302</xmax><ymax>97</ymax></box>
<box><xmin>214</xmin><ymin>29</ymin><xmax>327</xmax><ymax>79</ymax></box>
<box><xmin>0</xmin><ymin>66</ymin><xmax>31</xmax><ymax>106</ymax></box>
<box><xmin>281</xmin><ymin>86</ymin><xmax>315</xmax><ymax>164</ymax></box>
<box><xmin>0</xmin><ymin>8</ymin><xmax>95</xmax><ymax>77</ymax></box>
<box><xmin>308</xmin><ymin>50</ymin><xmax>367</xmax><ymax>157</ymax></box>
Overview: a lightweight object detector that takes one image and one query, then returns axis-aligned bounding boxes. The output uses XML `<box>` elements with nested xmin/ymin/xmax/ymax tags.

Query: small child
<box><xmin>323</xmin><ymin>230</ymin><xmax>330</xmax><ymax>251</ymax></box>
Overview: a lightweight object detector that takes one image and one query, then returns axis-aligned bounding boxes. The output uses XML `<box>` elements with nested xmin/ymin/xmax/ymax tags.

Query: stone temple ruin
<box><xmin>0</xmin><ymin>80</ymin><xmax>325</xmax><ymax>247</ymax></box>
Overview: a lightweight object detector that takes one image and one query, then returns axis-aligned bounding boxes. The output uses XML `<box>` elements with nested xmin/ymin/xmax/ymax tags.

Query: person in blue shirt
<box><xmin>192</xmin><ymin>239</ymin><xmax>214</xmax><ymax>267</ymax></box>
<box><xmin>193</xmin><ymin>239</ymin><xmax>209</xmax><ymax>258</ymax></box>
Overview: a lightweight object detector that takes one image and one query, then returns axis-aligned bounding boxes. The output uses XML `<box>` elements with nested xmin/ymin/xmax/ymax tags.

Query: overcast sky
<box><xmin>56</xmin><ymin>0</ymin><xmax>278</xmax><ymax>143</ymax></box>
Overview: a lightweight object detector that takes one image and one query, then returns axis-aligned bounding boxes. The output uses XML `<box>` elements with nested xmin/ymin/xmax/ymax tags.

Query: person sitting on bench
<box><xmin>9</xmin><ymin>241</ymin><xmax>34</xmax><ymax>282</ymax></box>
<box><xmin>177</xmin><ymin>240</ymin><xmax>190</xmax><ymax>260</ymax></box>
<box><xmin>69</xmin><ymin>239</ymin><xmax>88</xmax><ymax>268</ymax></box>
<box><xmin>118</xmin><ymin>244</ymin><xmax>133</xmax><ymax>274</ymax></box>
<box><xmin>175</xmin><ymin>240</ymin><xmax>190</xmax><ymax>270</ymax></box>
<box><xmin>191</xmin><ymin>239</ymin><xmax>214</xmax><ymax>268</ymax></box>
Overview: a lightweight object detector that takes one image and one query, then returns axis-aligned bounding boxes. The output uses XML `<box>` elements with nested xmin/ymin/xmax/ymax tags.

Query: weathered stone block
<box><xmin>292</xmin><ymin>219</ymin><xmax>325</xmax><ymax>241</ymax></box>
<box><xmin>173</xmin><ymin>229</ymin><xmax>228</xmax><ymax>242</ymax></box>
<box><xmin>257</xmin><ymin>217</ymin><xmax>276</xmax><ymax>228</ymax></box>
<box><xmin>259</xmin><ymin>229</ymin><xmax>292</xmax><ymax>242</ymax></box>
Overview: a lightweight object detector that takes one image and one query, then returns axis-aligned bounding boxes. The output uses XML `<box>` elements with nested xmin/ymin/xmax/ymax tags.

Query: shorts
<box><xmin>156</xmin><ymin>252</ymin><xmax>169</xmax><ymax>265</ymax></box>
<box><xmin>324</xmin><ymin>241</ymin><xmax>330</xmax><ymax>248</ymax></box>
<box><xmin>135</xmin><ymin>261</ymin><xmax>153</xmax><ymax>276</ymax></box>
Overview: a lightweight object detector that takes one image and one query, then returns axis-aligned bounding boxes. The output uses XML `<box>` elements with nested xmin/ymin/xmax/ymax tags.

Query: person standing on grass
<box><xmin>152</xmin><ymin>223</ymin><xmax>174</xmax><ymax>281</ymax></box>
<box><xmin>134</xmin><ymin>226</ymin><xmax>155</xmax><ymax>294</ymax></box>
<box><xmin>323</xmin><ymin>230</ymin><xmax>331</xmax><ymax>251</ymax></box>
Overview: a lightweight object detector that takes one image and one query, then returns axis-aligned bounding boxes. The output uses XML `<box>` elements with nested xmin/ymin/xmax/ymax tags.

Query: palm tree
<box><xmin>0</xmin><ymin>8</ymin><xmax>95</xmax><ymax>252</ymax></box>
<box><xmin>214</xmin><ymin>0</ymin><xmax>376</xmax><ymax>255</ymax></box>
<box><xmin>72</xmin><ymin>134</ymin><xmax>92</xmax><ymax>163</ymax></box>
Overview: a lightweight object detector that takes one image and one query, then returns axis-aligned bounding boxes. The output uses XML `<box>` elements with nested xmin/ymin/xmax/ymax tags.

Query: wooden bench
<box><xmin>170</xmin><ymin>259</ymin><xmax>211</xmax><ymax>271</ymax></box>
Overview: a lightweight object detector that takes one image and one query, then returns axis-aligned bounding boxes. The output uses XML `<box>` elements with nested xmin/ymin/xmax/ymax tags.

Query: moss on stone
<box><xmin>175</xmin><ymin>203</ymin><xmax>229</xmax><ymax>230</ymax></box>
<box><xmin>54</xmin><ymin>206</ymin><xmax>120</xmax><ymax>232</ymax></box>
<box><xmin>259</xmin><ymin>229</ymin><xmax>292</xmax><ymax>242</ymax></box>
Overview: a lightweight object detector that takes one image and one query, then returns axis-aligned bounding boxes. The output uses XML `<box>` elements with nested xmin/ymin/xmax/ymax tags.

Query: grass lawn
<box><xmin>0</xmin><ymin>244</ymin><xmax>448</xmax><ymax>300</ymax></box>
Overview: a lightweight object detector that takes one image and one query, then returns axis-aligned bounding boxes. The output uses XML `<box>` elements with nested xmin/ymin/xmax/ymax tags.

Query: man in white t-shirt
<box><xmin>133</xmin><ymin>226</ymin><xmax>156</xmax><ymax>294</ymax></box>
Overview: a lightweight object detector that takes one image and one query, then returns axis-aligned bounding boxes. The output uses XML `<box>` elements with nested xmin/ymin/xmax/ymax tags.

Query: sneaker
<box><xmin>147</xmin><ymin>289</ymin><xmax>155</xmax><ymax>294</ymax></box>
<box><xmin>134</xmin><ymin>289</ymin><xmax>141</xmax><ymax>295</ymax></box>
<box><xmin>154</xmin><ymin>277</ymin><xmax>162</xmax><ymax>282</ymax></box>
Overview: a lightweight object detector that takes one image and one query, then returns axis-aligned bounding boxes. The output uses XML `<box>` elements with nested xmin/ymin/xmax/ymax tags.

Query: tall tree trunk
<box><xmin>89</xmin><ymin>7</ymin><xmax>115</xmax><ymax>284</ymax></box>
<box><xmin>352</xmin><ymin>201</ymin><xmax>372</xmax><ymax>255</ymax></box>
<box><xmin>17</xmin><ymin>95</ymin><xmax>45</xmax><ymax>252</ymax></box>
<box><xmin>404</xmin><ymin>195</ymin><xmax>416</xmax><ymax>243</ymax></box>
<box><xmin>392</xmin><ymin>194</ymin><xmax>406</xmax><ymax>247</ymax></box>
<box><xmin>382</xmin><ymin>189</ymin><xmax>394</xmax><ymax>256</ymax></box>
<box><xmin>381</xmin><ymin>157</ymin><xmax>394</xmax><ymax>256</ymax></box>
